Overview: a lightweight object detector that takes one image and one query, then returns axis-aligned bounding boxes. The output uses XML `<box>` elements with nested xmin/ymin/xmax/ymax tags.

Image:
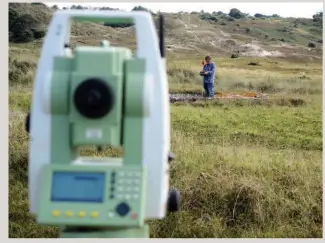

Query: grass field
<box><xmin>9</xmin><ymin>42</ymin><xmax>322</xmax><ymax>238</ymax></box>
<box><xmin>8</xmin><ymin>3</ymin><xmax>323</xmax><ymax>238</ymax></box>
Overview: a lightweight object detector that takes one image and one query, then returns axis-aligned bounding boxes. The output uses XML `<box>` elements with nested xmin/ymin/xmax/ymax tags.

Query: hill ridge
<box><xmin>9</xmin><ymin>3</ymin><xmax>323</xmax><ymax>60</ymax></box>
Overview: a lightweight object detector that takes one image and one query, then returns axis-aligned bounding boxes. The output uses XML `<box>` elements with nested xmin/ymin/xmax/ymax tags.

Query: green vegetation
<box><xmin>9</xmin><ymin>3</ymin><xmax>322</xmax><ymax>238</ymax></box>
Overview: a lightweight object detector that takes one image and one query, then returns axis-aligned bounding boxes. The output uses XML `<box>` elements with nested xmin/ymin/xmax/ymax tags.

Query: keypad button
<box><xmin>131</xmin><ymin>213</ymin><xmax>138</xmax><ymax>219</ymax></box>
<box><xmin>52</xmin><ymin>210</ymin><xmax>60</xmax><ymax>216</ymax></box>
<box><xmin>78</xmin><ymin>211</ymin><xmax>86</xmax><ymax>217</ymax></box>
<box><xmin>65</xmin><ymin>211</ymin><xmax>73</xmax><ymax>217</ymax></box>
<box><xmin>90</xmin><ymin>211</ymin><xmax>99</xmax><ymax>217</ymax></box>
<box><xmin>125</xmin><ymin>194</ymin><xmax>131</xmax><ymax>200</ymax></box>
<box><xmin>115</xmin><ymin>203</ymin><xmax>130</xmax><ymax>216</ymax></box>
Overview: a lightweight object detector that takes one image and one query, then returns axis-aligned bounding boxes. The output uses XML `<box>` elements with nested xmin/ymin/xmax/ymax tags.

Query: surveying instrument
<box><xmin>26</xmin><ymin>10</ymin><xmax>180</xmax><ymax>238</ymax></box>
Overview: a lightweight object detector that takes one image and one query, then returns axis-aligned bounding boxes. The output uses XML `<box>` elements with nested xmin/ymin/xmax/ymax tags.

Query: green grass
<box><xmin>8</xmin><ymin>3</ymin><xmax>323</xmax><ymax>238</ymax></box>
<box><xmin>9</xmin><ymin>48</ymin><xmax>323</xmax><ymax>238</ymax></box>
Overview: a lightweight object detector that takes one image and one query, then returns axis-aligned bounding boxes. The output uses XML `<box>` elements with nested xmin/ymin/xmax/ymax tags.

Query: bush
<box><xmin>31</xmin><ymin>3</ymin><xmax>46</xmax><ymax>6</ymax></box>
<box><xmin>231</xmin><ymin>53</ymin><xmax>239</xmax><ymax>58</ymax></box>
<box><xmin>254</xmin><ymin>13</ymin><xmax>265</xmax><ymax>18</ymax></box>
<box><xmin>245</xmin><ymin>28</ymin><xmax>250</xmax><ymax>33</ymax></box>
<box><xmin>9</xmin><ymin>8</ymin><xmax>19</xmax><ymax>29</ymax></box>
<box><xmin>33</xmin><ymin>29</ymin><xmax>45</xmax><ymax>39</ymax></box>
<box><xmin>212</xmin><ymin>11</ymin><xmax>224</xmax><ymax>16</ymax></box>
<box><xmin>312</xmin><ymin>12</ymin><xmax>323</xmax><ymax>27</ymax></box>
<box><xmin>99</xmin><ymin>7</ymin><xmax>116</xmax><ymax>10</ymax></box>
<box><xmin>103</xmin><ymin>23</ymin><xmax>133</xmax><ymax>28</ymax></box>
<box><xmin>229</xmin><ymin>8</ymin><xmax>245</xmax><ymax>19</ymax></box>
<box><xmin>200</xmin><ymin>13</ymin><xmax>218</xmax><ymax>22</ymax></box>
<box><xmin>132</xmin><ymin>5</ymin><xmax>155</xmax><ymax>15</ymax></box>
<box><xmin>9</xmin><ymin>11</ymin><xmax>46</xmax><ymax>43</ymax></box>
<box><xmin>248</xmin><ymin>61</ymin><xmax>260</xmax><ymax>66</ymax></box>
<box><xmin>308</xmin><ymin>42</ymin><xmax>316</xmax><ymax>48</ymax></box>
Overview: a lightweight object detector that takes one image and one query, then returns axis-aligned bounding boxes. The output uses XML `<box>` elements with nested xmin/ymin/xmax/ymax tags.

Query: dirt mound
<box><xmin>170</xmin><ymin>92</ymin><xmax>268</xmax><ymax>103</ymax></box>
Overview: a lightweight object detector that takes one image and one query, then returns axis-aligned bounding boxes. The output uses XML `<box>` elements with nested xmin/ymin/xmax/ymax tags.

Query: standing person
<box><xmin>200</xmin><ymin>55</ymin><xmax>216</xmax><ymax>99</ymax></box>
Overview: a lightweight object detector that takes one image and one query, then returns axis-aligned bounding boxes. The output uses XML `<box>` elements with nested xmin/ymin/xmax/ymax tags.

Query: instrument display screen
<box><xmin>51</xmin><ymin>172</ymin><xmax>105</xmax><ymax>203</ymax></box>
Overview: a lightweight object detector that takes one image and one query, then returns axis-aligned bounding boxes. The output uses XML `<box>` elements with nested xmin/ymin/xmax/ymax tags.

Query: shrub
<box><xmin>231</xmin><ymin>53</ymin><xmax>239</xmax><ymax>58</ymax></box>
<box><xmin>9</xmin><ymin>12</ymin><xmax>46</xmax><ymax>43</ymax></box>
<box><xmin>312</xmin><ymin>12</ymin><xmax>323</xmax><ymax>27</ymax></box>
<box><xmin>200</xmin><ymin>13</ymin><xmax>218</xmax><ymax>22</ymax></box>
<box><xmin>31</xmin><ymin>3</ymin><xmax>46</xmax><ymax>6</ymax></box>
<box><xmin>9</xmin><ymin>7</ymin><xmax>19</xmax><ymax>29</ymax></box>
<box><xmin>248</xmin><ymin>61</ymin><xmax>260</xmax><ymax>66</ymax></box>
<box><xmin>32</xmin><ymin>29</ymin><xmax>46</xmax><ymax>39</ymax></box>
<box><xmin>229</xmin><ymin>8</ymin><xmax>245</xmax><ymax>19</ymax></box>
<box><xmin>308</xmin><ymin>42</ymin><xmax>316</xmax><ymax>48</ymax></box>
<box><xmin>103</xmin><ymin>23</ymin><xmax>133</xmax><ymax>28</ymax></box>
<box><xmin>254</xmin><ymin>13</ymin><xmax>265</xmax><ymax>18</ymax></box>
<box><xmin>213</xmin><ymin>11</ymin><xmax>224</xmax><ymax>16</ymax></box>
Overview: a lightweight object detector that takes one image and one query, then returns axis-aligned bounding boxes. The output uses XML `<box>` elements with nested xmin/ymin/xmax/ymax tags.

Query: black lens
<box><xmin>86</xmin><ymin>89</ymin><xmax>101</xmax><ymax>107</ymax></box>
<box><xmin>74</xmin><ymin>78</ymin><xmax>115</xmax><ymax>119</ymax></box>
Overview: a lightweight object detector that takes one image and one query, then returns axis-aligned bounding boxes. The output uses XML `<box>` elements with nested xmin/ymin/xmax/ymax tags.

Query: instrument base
<box><xmin>60</xmin><ymin>224</ymin><xmax>149</xmax><ymax>238</ymax></box>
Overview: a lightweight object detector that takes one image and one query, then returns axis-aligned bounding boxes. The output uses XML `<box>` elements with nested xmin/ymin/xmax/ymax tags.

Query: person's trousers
<box><xmin>203</xmin><ymin>82</ymin><xmax>214</xmax><ymax>97</ymax></box>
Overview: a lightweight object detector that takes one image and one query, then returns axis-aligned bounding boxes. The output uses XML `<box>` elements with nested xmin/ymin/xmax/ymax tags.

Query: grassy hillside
<box><xmin>9</xmin><ymin>3</ymin><xmax>323</xmax><ymax>58</ymax></box>
<box><xmin>9</xmin><ymin>3</ymin><xmax>322</xmax><ymax>238</ymax></box>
